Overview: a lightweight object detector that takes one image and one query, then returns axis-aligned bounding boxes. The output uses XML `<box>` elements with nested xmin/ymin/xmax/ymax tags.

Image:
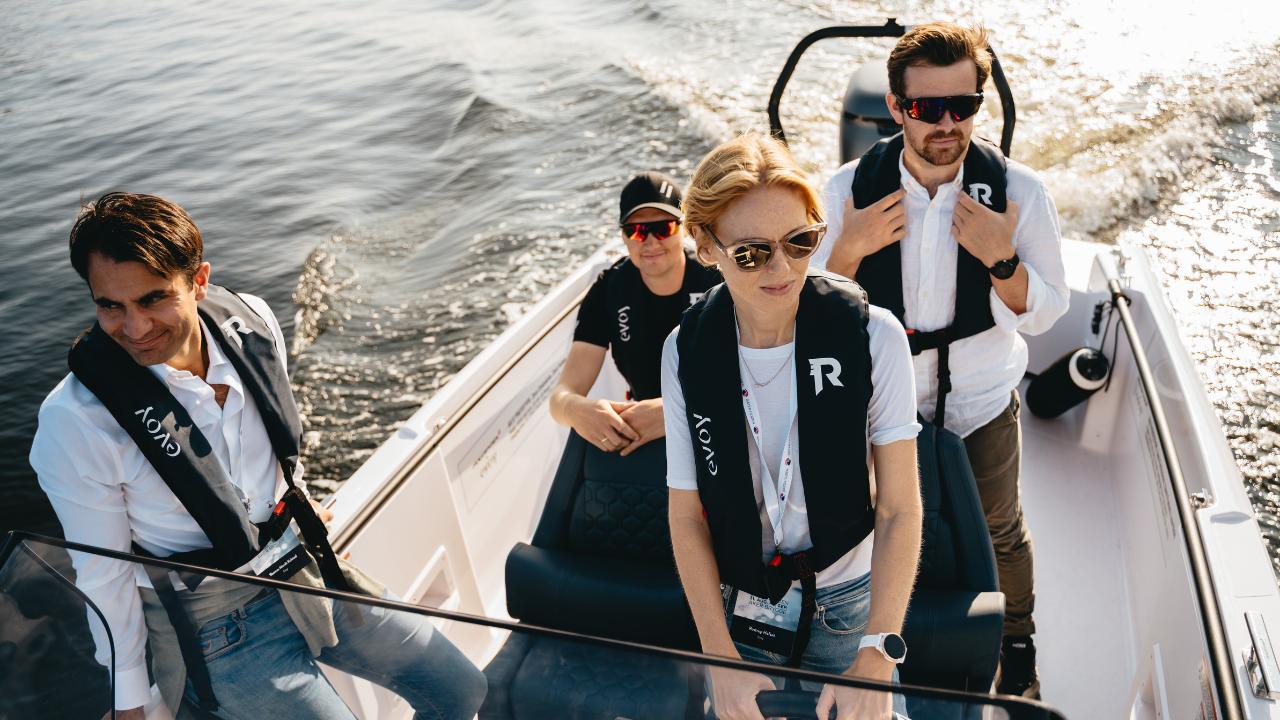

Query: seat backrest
<box><xmin>531</xmin><ymin>432</ymin><xmax>672</xmax><ymax>562</ymax></box>
<box><xmin>914</xmin><ymin>422</ymin><xmax>998</xmax><ymax>591</ymax></box>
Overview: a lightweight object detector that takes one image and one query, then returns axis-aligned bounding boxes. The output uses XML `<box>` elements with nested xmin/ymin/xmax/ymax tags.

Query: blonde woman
<box><xmin>662</xmin><ymin>134</ymin><xmax>921</xmax><ymax>720</ymax></box>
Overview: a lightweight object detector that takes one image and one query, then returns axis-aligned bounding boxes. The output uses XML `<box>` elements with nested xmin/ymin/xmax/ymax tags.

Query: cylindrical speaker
<box><xmin>1026</xmin><ymin>347</ymin><xmax>1110</xmax><ymax>419</ymax></box>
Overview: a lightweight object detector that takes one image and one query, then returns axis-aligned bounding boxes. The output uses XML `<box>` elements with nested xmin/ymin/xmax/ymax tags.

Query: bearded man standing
<box><xmin>813</xmin><ymin>23</ymin><xmax>1069</xmax><ymax>698</ymax></box>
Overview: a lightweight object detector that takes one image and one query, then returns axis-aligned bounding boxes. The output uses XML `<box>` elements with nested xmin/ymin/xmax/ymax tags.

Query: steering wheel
<box><xmin>754</xmin><ymin>689</ymin><xmax>907</xmax><ymax>720</ymax></box>
<box><xmin>755</xmin><ymin>690</ymin><xmax>825</xmax><ymax>720</ymax></box>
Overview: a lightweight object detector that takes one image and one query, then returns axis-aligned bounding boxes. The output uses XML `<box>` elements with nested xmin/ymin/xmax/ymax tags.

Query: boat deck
<box><xmin>1021</xmin><ymin>394</ymin><xmax>1132</xmax><ymax>717</ymax></box>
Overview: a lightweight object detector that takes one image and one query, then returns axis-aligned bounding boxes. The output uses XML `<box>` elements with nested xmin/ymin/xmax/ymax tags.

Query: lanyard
<box><xmin>738</xmin><ymin>354</ymin><xmax>799</xmax><ymax>552</ymax></box>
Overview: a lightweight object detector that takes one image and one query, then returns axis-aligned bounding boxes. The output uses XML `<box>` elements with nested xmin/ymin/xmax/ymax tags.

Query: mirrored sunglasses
<box><xmin>620</xmin><ymin>219</ymin><xmax>679</xmax><ymax>242</ymax></box>
<box><xmin>896</xmin><ymin>93</ymin><xmax>984</xmax><ymax>124</ymax></box>
<box><xmin>706</xmin><ymin>222</ymin><xmax>826</xmax><ymax>272</ymax></box>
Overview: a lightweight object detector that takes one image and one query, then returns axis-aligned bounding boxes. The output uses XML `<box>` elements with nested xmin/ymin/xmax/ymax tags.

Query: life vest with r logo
<box><xmin>851</xmin><ymin>133</ymin><xmax>1007</xmax><ymax>343</ymax></box>
<box><xmin>676</xmin><ymin>274</ymin><xmax>875</xmax><ymax>601</ymax></box>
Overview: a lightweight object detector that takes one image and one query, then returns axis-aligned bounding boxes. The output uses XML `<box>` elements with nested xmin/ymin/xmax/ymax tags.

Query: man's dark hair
<box><xmin>887</xmin><ymin>23</ymin><xmax>991</xmax><ymax>100</ymax></box>
<box><xmin>69</xmin><ymin>192</ymin><xmax>203</xmax><ymax>283</ymax></box>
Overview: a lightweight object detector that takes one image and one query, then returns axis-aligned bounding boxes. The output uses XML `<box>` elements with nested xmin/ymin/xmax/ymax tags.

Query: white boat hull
<box><xmin>325</xmin><ymin>238</ymin><xmax>1280</xmax><ymax>719</ymax></box>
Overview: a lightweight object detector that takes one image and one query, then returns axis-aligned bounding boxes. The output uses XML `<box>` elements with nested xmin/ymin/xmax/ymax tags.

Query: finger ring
<box><xmin>601</xmin><ymin>436</ymin><xmax>611</xmax><ymax>446</ymax></box>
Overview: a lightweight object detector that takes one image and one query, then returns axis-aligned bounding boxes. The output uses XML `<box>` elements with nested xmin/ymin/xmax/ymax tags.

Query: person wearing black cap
<box><xmin>549</xmin><ymin>171</ymin><xmax>722</xmax><ymax>455</ymax></box>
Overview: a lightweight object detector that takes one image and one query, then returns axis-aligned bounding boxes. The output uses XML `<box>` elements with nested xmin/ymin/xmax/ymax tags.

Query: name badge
<box><xmin>729</xmin><ymin>582</ymin><xmax>803</xmax><ymax>656</ymax></box>
<box><xmin>249</xmin><ymin>526</ymin><xmax>310</xmax><ymax>580</ymax></box>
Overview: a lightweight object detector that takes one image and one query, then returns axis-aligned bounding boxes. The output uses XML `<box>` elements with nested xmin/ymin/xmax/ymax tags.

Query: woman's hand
<box><xmin>709</xmin><ymin>665</ymin><xmax>775</xmax><ymax>720</ymax></box>
<box><xmin>815</xmin><ymin>651</ymin><xmax>896</xmax><ymax>720</ymax></box>
<box><xmin>618</xmin><ymin>398</ymin><xmax>665</xmax><ymax>456</ymax></box>
<box><xmin>568</xmin><ymin>397</ymin><xmax>640</xmax><ymax>452</ymax></box>
<box><xmin>815</xmin><ymin>684</ymin><xmax>894</xmax><ymax>720</ymax></box>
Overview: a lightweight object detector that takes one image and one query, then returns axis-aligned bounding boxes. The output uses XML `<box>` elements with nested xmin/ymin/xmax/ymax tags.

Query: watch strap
<box><xmin>989</xmin><ymin>252</ymin><xmax>1020</xmax><ymax>279</ymax></box>
<box><xmin>857</xmin><ymin>632</ymin><xmax>907</xmax><ymax>664</ymax></box>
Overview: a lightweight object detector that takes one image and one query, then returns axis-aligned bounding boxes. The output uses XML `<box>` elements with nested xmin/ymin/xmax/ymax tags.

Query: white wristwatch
<box><xmin>858</xmin><ymin>632</ymin><xmax>908</xmax><ymax>664</ymax></box>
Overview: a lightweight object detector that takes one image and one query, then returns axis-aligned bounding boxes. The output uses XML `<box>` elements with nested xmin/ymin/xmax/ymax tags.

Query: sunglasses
<box><xmin>895</xmin><ymin>93</ymin><xmax>984</xmax><ymax>124</ymax></box>
<box><xmin>705</xmin><ymin>222</ymin><xmax>826</xmax><ymax>272</ymax></box>
<box><xmin>620</xmin><ymin>219</ymin><xmax>679</xmax><ymax>242</ymax></box>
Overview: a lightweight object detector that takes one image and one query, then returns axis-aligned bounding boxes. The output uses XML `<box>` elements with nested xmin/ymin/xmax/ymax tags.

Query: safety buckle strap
<box><xmin>254</xmin><ymin>496</ymin><xmax>293</xmax><ymax>546</ymax></box>
<box><xmin>772</xmin><ymin>552</ymin><xmax>818</xmax><ymax>668</ymax></box>
<box><xmin>279</xmin><ymin>487</ymin><xmax>353</xmax><ymax>594</ymax></box>
<box><xmin>904</xmin><ymin>327</ymin><xmax>951</xmax><ymax>356</ymax></box>
<box><xmin>934</xmin><ymin>343</ymin><xmax>951</xmax><ymax>429</ymax></box>
<box><xmin>144</xmin><ymin>564</ymin><xmax>220</xmax><ymax>711</ymax></box>
<box><xmin>903</xmin><ymin>327</ymin><xmax>955</xmax><ymax>428</ymax></box>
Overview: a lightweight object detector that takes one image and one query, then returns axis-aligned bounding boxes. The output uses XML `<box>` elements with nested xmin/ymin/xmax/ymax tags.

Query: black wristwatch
<box><xmin>988</xmin><ymin>253</ymin><xmax>1020</xmax><ymax>280</ymax></box>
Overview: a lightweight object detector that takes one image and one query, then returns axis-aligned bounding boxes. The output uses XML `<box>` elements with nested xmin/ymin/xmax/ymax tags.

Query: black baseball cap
<box><xmin>619</xmin><ymin>171</ymin><xmax>683</xmax><ymax>224</ymax></box>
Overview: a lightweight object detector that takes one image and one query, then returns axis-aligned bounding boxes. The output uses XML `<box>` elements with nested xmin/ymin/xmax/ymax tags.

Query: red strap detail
<box><xmin>272</xmin><ymin>500</ymin><xmax>287</xmax><ymax>517</ymax></box>
<box><xmin>769</xmin><ymin>553</ymin><xmax>782</xmax><ymax>568</ymax></box>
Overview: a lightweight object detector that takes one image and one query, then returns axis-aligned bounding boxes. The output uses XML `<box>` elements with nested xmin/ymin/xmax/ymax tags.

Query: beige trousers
<box><xmin>963</xmin><ymin>390</ymin><xmax>1035</xmax><ymax>637</ymax></box>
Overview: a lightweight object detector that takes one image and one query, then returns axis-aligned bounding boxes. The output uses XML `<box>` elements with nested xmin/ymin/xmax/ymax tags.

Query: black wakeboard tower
<box><xmin>766</xmin><ymin>19</ymin><xmax>1017</xmax><ymax>161</ymax></box>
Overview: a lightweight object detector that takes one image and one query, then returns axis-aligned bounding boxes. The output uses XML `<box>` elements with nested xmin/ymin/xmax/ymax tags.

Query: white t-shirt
<box><xmin>662</xmin><ymin>303</ymin><xmax>920</xmax><ymax>588</ymax></box>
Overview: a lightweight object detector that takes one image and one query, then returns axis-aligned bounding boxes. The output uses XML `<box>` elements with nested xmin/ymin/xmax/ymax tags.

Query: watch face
<box><xmin>990</xmin><ymin>254</ymin><xmax>1019</xmax><ymax>280</ymax></box>
<box><xmin>883</xmin><ymin>633</ymin><xmax>907</xmax><ymax>661</ymax></box>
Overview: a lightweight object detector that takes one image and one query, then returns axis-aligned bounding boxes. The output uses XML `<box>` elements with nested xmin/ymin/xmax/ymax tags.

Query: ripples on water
<box><xmin>1</xmin><ymin>0</ymin><xmax>1278</xmax><ymax>572</ymax></box>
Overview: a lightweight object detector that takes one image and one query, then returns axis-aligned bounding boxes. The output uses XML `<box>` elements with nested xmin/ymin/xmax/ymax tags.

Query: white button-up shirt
<box><xmin>29</xmin><ymin>293</ymin><xmax>304</xmax><ymax>710</ymax></box>
<box><xmin>813</xmin><ymin>151</ymin><xmax>1070</xmax><ymax>437</ymax></box>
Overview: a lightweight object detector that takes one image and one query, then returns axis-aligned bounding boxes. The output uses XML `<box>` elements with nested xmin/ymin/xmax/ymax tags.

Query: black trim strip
<box><xmin>2</xmin><ymin>530</ymin><xmax>1065</xmax><ymax>719</ymax></box>
<box><xmin>766</xmin><ymin>21</ymin><xmax>1017</xmax><ymax>157</ymax></box>
<box><xmin>1110</xmin><ymin>281</ymin><xmax>1243</xmax><ymax>719</ymax></box>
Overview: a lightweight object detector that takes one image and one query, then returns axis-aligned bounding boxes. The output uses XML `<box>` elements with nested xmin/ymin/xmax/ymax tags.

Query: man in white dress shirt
<box><xmin>813</xmin><ymin>24</ymin><xmax>1069</xmax><ymax>698</ymax></box>
<box><xmin>30</xmin><ymin>192</ymin><xmax>485</xmax><ymax>719</ymax></box>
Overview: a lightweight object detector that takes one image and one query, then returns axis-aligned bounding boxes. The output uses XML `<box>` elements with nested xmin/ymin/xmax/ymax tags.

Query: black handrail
<box><xmin>767</xmin><ymin>20</ymin><xmax>1016</xmax><ymax>157</ymax></box>
<box><xmin>0</xmin><ymin>530</ymin><xmax>1066</xmax><ymax>719</ymax></box>
<box><xmin>1109</xmin><ymin>280</ymin><xmax>1243</xmax><ymax>719</ymax></box>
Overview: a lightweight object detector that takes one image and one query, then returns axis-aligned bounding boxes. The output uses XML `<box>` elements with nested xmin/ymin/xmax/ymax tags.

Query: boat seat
<box><xmin>901</xmin><ymin>421</ymin><xmax>1006</xmax><ymax>715</ymax></box>
<box><xmin>480</xmin><ymin>432</ymin><xmax>701</xmax><ymax>720</ymax></box>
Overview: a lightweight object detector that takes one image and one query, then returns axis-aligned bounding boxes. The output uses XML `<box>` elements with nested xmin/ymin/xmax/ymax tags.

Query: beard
<box><xmin>907</xmin><ymin>127</ymin><xmax>968</xmax><ymax>166</ymax></box>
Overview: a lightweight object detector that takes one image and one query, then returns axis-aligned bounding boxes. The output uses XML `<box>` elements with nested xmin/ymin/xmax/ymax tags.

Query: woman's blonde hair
<box><xmin>682</xmin><ymin>132</ymin><xmax>821</xmax><ymax>266</ymax></box>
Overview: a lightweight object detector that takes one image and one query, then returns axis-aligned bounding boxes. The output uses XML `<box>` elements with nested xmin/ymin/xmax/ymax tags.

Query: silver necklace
<box><xmin>738</xmin><ymin>344</ymin><xmax>795</xmax><ymax>387</ymax></box>
<box><xmin>734</xmin><ymin>308</ymin><xmax>795</xmax><ymax>387</ymax></box>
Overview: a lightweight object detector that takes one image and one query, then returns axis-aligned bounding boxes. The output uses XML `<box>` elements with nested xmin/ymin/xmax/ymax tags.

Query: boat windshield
<box><xmin>1</xmin><ymin>533</ymin><xmax>1066</xmax><ymax>720</ymax></box>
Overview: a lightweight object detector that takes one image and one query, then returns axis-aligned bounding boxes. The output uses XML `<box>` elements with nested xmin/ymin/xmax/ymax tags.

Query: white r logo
<box><xmin>688</xmin><ymin>292</ymin><xmax>705</xmax><ymax>306</ymax></box>
<box><xmin>968</xmin><ymin>183</ymin><xmax>993</xmax><ymax>206</ymax></box>
<box><xmin>220</xmin><ymin>316</ymin><xmax>252</xmax><ymax>348</ymax></box>
<box><xmin>808</xmin><ymin>358</ymin><xmax>844</xmax><ymax>395</ymax></box>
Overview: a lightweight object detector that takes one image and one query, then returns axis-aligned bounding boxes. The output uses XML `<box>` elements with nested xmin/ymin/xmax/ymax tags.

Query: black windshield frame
<box><xmin>3</xmin><ymin>530</ymin><xmax>1068</xmax><ymax>718</ymax></box>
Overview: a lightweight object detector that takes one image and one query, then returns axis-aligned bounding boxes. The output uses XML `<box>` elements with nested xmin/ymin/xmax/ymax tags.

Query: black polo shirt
<box><xmin>573</xmin><ymin>249</ymin><xmax>721</xmax><ymax>400</ymax></box>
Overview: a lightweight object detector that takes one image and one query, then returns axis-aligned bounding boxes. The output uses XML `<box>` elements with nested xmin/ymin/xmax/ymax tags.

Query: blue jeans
<box><xmin>188</xmin><ymin>589</ymin><xmax>486</xmax><ymax>719</ymax></box>
<box><xmin>720</xmin><ymin>573</ymin><xmax>907</xmax><ymax>715</ymax></box>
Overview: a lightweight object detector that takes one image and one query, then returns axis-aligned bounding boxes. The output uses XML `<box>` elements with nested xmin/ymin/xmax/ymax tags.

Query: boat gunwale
<box><xmin>328</xmin><ymin>249</ymin><xmax>613</xmax><ymax>550</ymax></box>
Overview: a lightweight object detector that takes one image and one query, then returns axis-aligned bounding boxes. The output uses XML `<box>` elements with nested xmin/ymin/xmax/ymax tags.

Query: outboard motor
<box><xmin>840</xmin><ymin>62</ymin><xmax>901</xmax><ymax>164</ymax></box>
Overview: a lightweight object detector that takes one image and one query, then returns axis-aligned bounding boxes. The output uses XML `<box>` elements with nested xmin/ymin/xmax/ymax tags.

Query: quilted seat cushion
<box><xmin>511</xmin><ymin>638</ymin><xmax>688</xmax><ymax>720</ymax></box>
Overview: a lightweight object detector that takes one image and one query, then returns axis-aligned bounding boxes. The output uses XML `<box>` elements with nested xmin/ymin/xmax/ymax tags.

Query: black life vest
<box><xmin>852</xmin><ymin>133</ymin><xmax>1007</xmax><ymax>427</ymax></box>
<box><xmin>604</xmin><ymin>247</ymin><xmax>715</xmax><ymax>400</ymax></box>
<box><xmin>67</xmin><ymin>285</ymin><xmax>345</xmax><ymax>586</ymax></box>
<box><xmin>852</xmin><ymin>133</ymin><xmax>1006</xmax><ymax>339</ymax></box>
<box><xmin>676</xmin><ymin>274</ymin><xmax>874</xmax><ymax>602</ymax></box>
